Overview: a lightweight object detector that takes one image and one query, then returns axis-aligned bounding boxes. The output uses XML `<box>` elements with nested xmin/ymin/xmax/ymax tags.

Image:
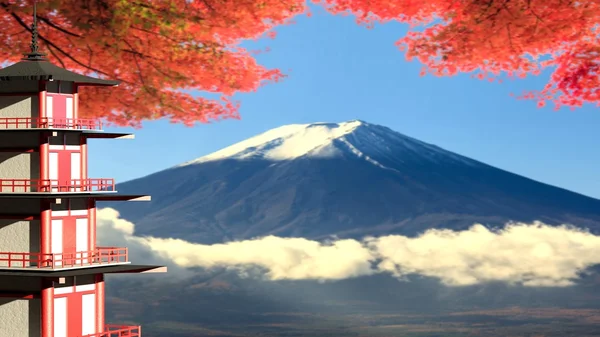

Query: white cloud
<box><xmin>368</xmin><ymin>222</ymin><xmax>600</xmax><ymax>287</ymax></box>
<box><xmin>132</xmin><ymin>235</ymin><xmax>374</xmax><ymax>281</ymax></box>
<box><xmin>96</xmin><ymin>208</ymin><xmax>192</xmax><ymax>278</ymax></box>
<box><xmin>97</xmin><ymin>208</ymin><xmax>600</xmax><ymax>287</ymax></box>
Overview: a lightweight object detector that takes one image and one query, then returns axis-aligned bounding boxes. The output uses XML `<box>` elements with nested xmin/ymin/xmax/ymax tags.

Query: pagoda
<box><xmin>0</xmin><ymin>4</ymin><xmax>166</xmax><ymax>337</ymax></box>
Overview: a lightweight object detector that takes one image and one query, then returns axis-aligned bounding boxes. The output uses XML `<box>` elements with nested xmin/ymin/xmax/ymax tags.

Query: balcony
<box><xmin>0</xmin><ymin>178</ymin><xmax>115</xmax><ymax>193</ymax></box>
<box><xmin>0</xmin><ymin>117</ymin><xmax>102</xmax><ymax>130</ymax></box>
<box><xmin>0</xmin><ymin>247</ymin><xmax>128</xmax><ymax>269</ymax></box>
<box><xmin>81</xmin><ymin>324</ymin><xmax>141</xmax><ymax>337</ymax></box>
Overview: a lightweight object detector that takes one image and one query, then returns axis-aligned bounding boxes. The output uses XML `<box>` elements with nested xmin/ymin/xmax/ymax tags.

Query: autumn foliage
<box><xmin>318</xmin><ymin>0</ymin><xmax>600</xmax><ymax>109</ymax></box>
<box><xmin>0</xmin><ymin>0</ymin><xmax>305</xmax><ymax>126</ymax></box>
<box><xmin>1</xmin><ymin>1</ymin><xmax>598</xmax><ymax>126</ymax></box>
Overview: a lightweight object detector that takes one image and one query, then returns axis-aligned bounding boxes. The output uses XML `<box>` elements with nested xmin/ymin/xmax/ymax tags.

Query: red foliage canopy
<box><xmin>1</xmin><ymin>0</ymin><xmax>596</xmax><ymax>126</ymax></box>
<box><xmin>0</xmin><ymin>0</ymin><xmax>305</xmax><ymax>126</ymax></box>
<box><xmin>319</xmin><ymin>0</ymin><xmax>600</xmax><ymax>109</ymax></box>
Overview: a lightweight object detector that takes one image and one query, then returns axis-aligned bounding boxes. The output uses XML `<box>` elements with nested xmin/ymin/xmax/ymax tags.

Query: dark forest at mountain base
<box><xmin>106</xmin><ymin>271</ymin><xmax>600</xmax><ymax>337</ymax></box>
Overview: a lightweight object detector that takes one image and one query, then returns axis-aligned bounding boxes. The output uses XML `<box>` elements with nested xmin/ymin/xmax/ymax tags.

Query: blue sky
<box><xmin>88</xmin><ymin>6</ymin><xmax>600</xmax><ymax>199</ymax></box>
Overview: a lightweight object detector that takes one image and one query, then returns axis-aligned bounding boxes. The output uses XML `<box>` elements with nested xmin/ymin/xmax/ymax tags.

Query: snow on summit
<box><xmin>180</xmin><ymin>120</ymin><xmax>363</xmax><ymax>165</ymax></box>
<box><xmin>179</xmin><ymin>120</ymin><xmax>479</xmax><ymax>168</ymax></box>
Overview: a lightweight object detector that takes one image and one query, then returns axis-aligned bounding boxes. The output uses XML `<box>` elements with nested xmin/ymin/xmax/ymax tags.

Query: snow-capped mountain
<box><xmin>106</xmin><ymin>120</ymin><xmax>600</xmax><ymax>244</ymax></box>
<box><xmin>177</xmin><ymin>120</ymin><xmax>478</xmax><ymax>169</ymax></box>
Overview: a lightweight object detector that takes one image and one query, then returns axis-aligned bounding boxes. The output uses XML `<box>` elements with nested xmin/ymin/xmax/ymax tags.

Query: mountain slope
<box><xmin>105</xmin><ymin>120</ymin><xmax>600</xmax><ymax>244</ymax></box>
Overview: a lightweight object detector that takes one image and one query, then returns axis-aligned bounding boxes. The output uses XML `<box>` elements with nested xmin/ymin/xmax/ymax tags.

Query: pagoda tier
<box><xmin>0</xmin><ymin>196</ymin><xmax>152</xmax><ymax>272</ymax></box>
<box><xmin>0</xmin><ymin>80</ymin><xmax>124</xmax><ymax>194</ymax></box>
<box><xmin>0</xmin><ymin>10</ymin><xmax>166</xmax><ymax>336</ymax></box>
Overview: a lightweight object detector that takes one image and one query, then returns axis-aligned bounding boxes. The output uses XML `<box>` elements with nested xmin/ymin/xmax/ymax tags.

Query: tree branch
<box><xmin>46</xmin><ymin>45</ymin><xmax>66</xmax><ymax>68</ymax></box>
<box><xmin>3</xmin><ymin>5</ymin><xmax>133</xmax><ymax>85</ymax></box>
<box><xmin>37</xmin><ymin>16</ymin><xmax>81</xmax><ymax>38</ymax></box>
<box><xmin>1</xmin><ymin>2</ymin><xmax>144</xmax><ymax>86</ymax></box>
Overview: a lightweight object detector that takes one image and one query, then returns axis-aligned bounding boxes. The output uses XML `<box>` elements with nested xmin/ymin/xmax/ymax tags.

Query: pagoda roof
<box><xmin>0</xmin><ymin>129</ymin><xmax>135</xmax><ymax>139</ymax></box>
<box><xmin>0</xmin><ymin>59</ymin><xmax>120</xmax><ymax>86</ymax></box>
<box><xmin>0</xmin><ymin>194</ymin><xmax>150</xmax><ymax>201</ymax></box>
<box><xmin>0</xmin><ymin>264</ymin><xmax>167</xmax><ymax>278</ymax></box>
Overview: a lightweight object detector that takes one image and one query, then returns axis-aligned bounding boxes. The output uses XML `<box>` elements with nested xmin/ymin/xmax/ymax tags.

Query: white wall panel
<box><xmin>82</xmin><ymin>293</ymin><xmax>96</xmax><ymax>335</ymax></box>
<box><xmin>53</xmin><ymin>297</ymin><xmax>67</xmax><ymax>337</ymax></box>
<box><xmin>76</xmin><ymin>218</ymin><xmax>89</xmax><ymax>263</ymax></box>
<box><xmin>51</xmin><ymin>219</ymin><xmax>63</xmax><ymax>267</ymax></box>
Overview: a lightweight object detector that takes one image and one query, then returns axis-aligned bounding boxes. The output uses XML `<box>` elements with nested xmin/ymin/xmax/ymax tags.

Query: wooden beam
<box><xmin>0</xmin><ymin>148</ymin><xmax>38</xmax><ymax>153</ymax></box>
<box><xmin>0</xmin><ymin>92</ymin><xmax>36</xmax><ymax>97</ymax></box>
<box><xmin>0</xmin><ymin>215</ymin><xmax>40</xmax><ymax>220</ymax></box>
<box><xmin>0</xmin><ymin>291</ymin><xmax>40</xmax><ymax>299</ymax></box>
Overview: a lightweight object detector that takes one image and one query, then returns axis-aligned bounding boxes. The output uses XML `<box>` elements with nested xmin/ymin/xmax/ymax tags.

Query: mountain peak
<box><xmin>178</xmin><ymin>120</ymin><xmax>478</xmax><ymax>169</ymax></box>
<box><xmin>179</xmin><ymin>120</ymin><xmax>369</xmax><ymax>166</ymax></box>
<box><xmin>114</xmin><ymin>121</ymin><xmax>600</xmax><ymax>246</ymax></box>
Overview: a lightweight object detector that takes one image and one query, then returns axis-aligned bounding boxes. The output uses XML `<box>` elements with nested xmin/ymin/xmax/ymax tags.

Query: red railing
<box><xmin>0</xmin><ymin>117</ymin><xmax>102</xmax><ymax>130</ymax></box>
<box><xmin>82</xmin><ymin>324</ymin><xmax>141</xmax><ymax>337</ymax></box>
<box><xmin>0</xmin><ymin>247</ymin><xmax>128</xmax><ymax>269</ymax></box>
<box><xmin>0</xmin><ymin>178</ymin><xmax>115</xmax><ymax>192</ymax></box>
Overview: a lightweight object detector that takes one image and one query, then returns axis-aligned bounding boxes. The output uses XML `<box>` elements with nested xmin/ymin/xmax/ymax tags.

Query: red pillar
<box><xmin>40</xmin><ymin>83</ymin><xmax>50</xmax><ymax>257</ymax></box>
<box><xmin>80</xmin><ymin>136</ymin><xmax>87</xmax><ymax>179</ymax></box>
<box><xmin>39</xmin><ymin>83</ymin><xmax>52</xmax><ymax>335</ymax></box>
<box><xmin>80</xmin><ymin>134</ymin><xmax>87</xmax><ymax>194</ymax></box>
<box><xmin>38</xmin><ymin>80</ymin><xmax>46</xmax><ymax>124</ymax></box>
<box><xmin>95</xmin><ymin>274</ymin><xmax>105</xmax><ymax>333</ymax></box>
<box><xmin>41</xmin><ymin>279</ymin><xmax>54</xmax><ymax>337</ymax></box>
<box><xmin>73</xmin><ymin>84</ymin><xmax>79</xmax><ymax>119</ymax></box>
<box><xmin>39</xmin><ymin>121</ymin><xmax>48</xmax><ymax>192</ymax></box>
<box><xmin>89</xmin><ymin>199</ymin><xmax>96</xmax><ymax>251</ymax></box>
<box><xmin>39</xmin><ymin>80</ymin><xmax>49</xmax><ymax>193</ymax></box>
<box><xmin>40</xmin><ymin>142</ymin><xmax>48</xmax><ymax>178</ymax></box>
<box><xmin>40</xmin><ymin>130</ymin><xmax>51</xmax><ymax>266</ymax></box>
<box><xmin>40</xmin><ymin>200</ymin><xmax>51</xmax><ymax>267</ymax></box>
<box><xmin>40</xmin><ymin>141</ymin><xmax>48</xmax><ymax>192</ymax></box>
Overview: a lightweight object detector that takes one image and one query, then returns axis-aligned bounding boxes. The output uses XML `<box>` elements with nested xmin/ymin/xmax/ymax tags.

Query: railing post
<box><xmin>38</xmin><ymin>253</ymin><xmax>46</xmax><ymax>268</ymax></box>
<box><xmin>36</xmin><ymin>253</ymin><xmax>42</xmax><ymax>268</ymax></box>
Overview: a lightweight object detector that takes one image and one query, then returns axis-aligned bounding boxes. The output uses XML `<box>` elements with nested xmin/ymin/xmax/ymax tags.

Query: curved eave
<box><xmin>84</xmin><ymin>132</ymin><xmax>134</xmax><ymax>139</ymax></box>
<box><xmin>0</xmin><ymin>191</ymin><xmax>118</xmax><ymax>198</ymax></box>
<box><xmin>96</xmin><ymin>195</ymin><xmax>151</xmax><ymax>201</ymax></box>
<box><xmin>0</xmin><ymin>60</ymin><xmax>120</xmax><ymax>87</ymax></box>
<box><xmin>76</xmin><ymin>81</ymin><xmax>119</xmax><ymax>87</ymax></box>
<box><xmin>0</xmin><ymin>129</ymin><xmax>134</xmax><ymax>139</ymax></box>
<box><xmin>0</xmin><ymin>193</ymin><xmax>150</xmax><ymax>201</ymax></box>
<box><xmin>0</xmin><ymin>264</ymin><xmax>167</xmax><ymax>278</ymax></box>
<box><xmin>0</xmin><ymin>77</ymin><xmax>119</xmax><ymax>87</ymax></box>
